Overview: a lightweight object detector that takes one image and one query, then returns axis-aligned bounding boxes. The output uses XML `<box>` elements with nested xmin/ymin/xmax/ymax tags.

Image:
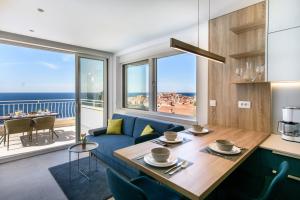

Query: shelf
<box><xmin>229</xmin><ymin>50</ymin><xmax>265</xmax><ymax>59</ymax></box>
<box><xmin>230</xmin><ymin>21</ymin><xmax>265</xmax><ymax>34</ymax></box>
<box><xmin>232</xmin><ymin>81</ymin><xmax>269</xmax><ymax>84</ymax></box>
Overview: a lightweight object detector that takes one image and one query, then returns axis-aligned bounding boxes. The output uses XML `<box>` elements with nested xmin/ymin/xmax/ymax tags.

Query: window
<box><xmin>122</xmin><ymin>53</ymin><xmax>196</xmax><ymax>118</ymax></box>
<box><xmin>124</xmin><ymin>61</ymin><xmax>149</xmax><ymax>110</ymax></box>
<box><xmin>156</xmin><ymin>53</ymin><xmax>196</xmax><ymax>117</ymax></box>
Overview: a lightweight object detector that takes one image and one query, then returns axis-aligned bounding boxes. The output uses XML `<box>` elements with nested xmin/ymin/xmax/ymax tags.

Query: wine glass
<box><xmin>235</xmin><ymin>67</ymin><xmax>243</xmax><ymax>80</ymax></box>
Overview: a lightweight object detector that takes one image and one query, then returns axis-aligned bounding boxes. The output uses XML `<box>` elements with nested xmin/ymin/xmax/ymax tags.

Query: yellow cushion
<box><xmin>107</xmin><ymin>119</ymin><xmax>123</xmax><ymax>134</ymax></box>
<box><xmin>141</xmin><ymin>125</ymin><xmax>154</xmax><ymax>136</ymax></box>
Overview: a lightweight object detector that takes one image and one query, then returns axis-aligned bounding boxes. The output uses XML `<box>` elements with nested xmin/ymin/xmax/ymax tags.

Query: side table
<box><xmin>68</xmin><ymin>142</ymin><xmax>99</xmax><ymax>181</ymax></box>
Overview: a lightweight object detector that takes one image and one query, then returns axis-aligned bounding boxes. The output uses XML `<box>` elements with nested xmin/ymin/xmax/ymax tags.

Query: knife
<box><xmin>164</xmin><ymin>161</ymin><xmax>184</xmax><ymax>174</ymax></box>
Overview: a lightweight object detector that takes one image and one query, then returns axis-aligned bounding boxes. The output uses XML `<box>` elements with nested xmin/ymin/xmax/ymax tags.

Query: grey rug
<box><xmin>49</xmin><ymin>157</ymin><xmax>112</xmax><ymax>200</ymax></box>
<box><xmin>20</xmin><ymin>130</ymin><xmax>75</xmax><ymax>147</ymax></box>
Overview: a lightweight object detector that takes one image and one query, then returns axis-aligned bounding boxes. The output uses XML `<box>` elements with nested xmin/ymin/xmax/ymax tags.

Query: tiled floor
<box><xmin>0</xmin><ymin>149</ymin><xmax>116</xmax><ymax>200</ymax></box>
<box><xmin>0</xmin><ymin>126</ymin><xmax>75</xmax><ymax>160</ymax></box>
<box><xmin>0</xmin><ymin>150</ymin><xmax>71</xmax><ymax>200</ymax></box>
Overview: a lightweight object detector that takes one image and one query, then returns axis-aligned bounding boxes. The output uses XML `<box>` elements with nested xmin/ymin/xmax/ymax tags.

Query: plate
<box><xmin>159</xmin><ymin>136</ymin><xmax>183</xmax><ymax>143</ymax></box>
<box><xmin>144</xmin><ymin>153</ymin><xmax>178</xmax><ymax>167</ymax></box>
<box><xmin>188</xmin><ymin>128</ymin><xmax>210</xmax><ymax>134</ymax></box>
<box><xmin>208</xmin><ymin>142</ymin><xmax>241</xmax><ymax>155</ymax></box>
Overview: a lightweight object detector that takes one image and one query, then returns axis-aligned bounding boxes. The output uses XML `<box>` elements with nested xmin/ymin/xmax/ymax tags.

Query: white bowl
<box><xmin>192</xmin><ymin>125</ymin><xmax>204</xmax><ymax>132</ymax></box>
<box><xmin>164</xmin><ymin>131</ymin><xmax>177</xmax><ymax>141</ymax></box>
<box><xmin>151</xmin><ymin>147</ymin><xmax>170</xmax><ymax>162</ymax></box>
<box><xmin>216</xmin><ymin>140</ymin><xmax>234</xmax><ymax>151</ymax></box>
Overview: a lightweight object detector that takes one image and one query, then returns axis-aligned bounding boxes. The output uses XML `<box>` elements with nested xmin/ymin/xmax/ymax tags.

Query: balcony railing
<box><xmin>0</xmin><ymin>99</ymin><xmax>103</xmax><ymax>120</ymax></box>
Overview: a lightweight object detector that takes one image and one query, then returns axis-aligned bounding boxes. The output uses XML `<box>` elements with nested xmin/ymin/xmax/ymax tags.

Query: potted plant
<box><xmin>80</xmin><ymin>133</ymin><xmax>87</xmax><ymax>149</ymax></box>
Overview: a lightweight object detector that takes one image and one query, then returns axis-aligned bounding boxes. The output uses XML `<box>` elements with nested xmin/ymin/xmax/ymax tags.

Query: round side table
<box><xmin>68</xmin><ymin>142</ymin><xmax>99</xmax><ymax>181</ymax></box>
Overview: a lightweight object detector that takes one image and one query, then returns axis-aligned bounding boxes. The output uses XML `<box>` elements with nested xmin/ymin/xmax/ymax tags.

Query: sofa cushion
<box><xmin>132</xmin><ymin>117</ymin><xmax>173</xmax><ymax>138</ymax></box>
<box><xmin>140</xmin><ymin>125</ymin><xmax>154</xmax><ymax>136</ymax></box>
<box><xmin>112</xmin><ymin>114</ymin><xmax>136</xmax><ymax>137</ymax></box>
<box><xmin>107</xmin><ymin>119</ymin><xmax>123</xmax><ymax>134</ymax></box>
<box><xmin>87</xmin><ymin>134</ymin><xmax>135</xmax><ymax>157</ymax></box>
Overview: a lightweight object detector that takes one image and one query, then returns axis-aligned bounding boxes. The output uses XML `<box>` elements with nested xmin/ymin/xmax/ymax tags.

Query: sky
<box><xmin>157</xmin><ymin>53</ymin><xmax>196</xmax><ymax>93</ymax></box>
<box><xmin>127</xmin><ymin>63</ymin><xmax>149</xmax><ymax>94</ymax></box>
<box><xmin>127</xmin><ymin>53</ymin><xmax>196</xmax><ymax>94</ymax></box>
<box><xmin>80</xmin><ymin>58</ymin><xmax>104</xmax><ymax>93</ymax></box>
<box><xmin>0</xmin><ymin>43</ymin><xmax>75</xmax><ymax>92</ymax></box>
<box><xmin>0</xmin><ymin>43</ymin><xmax>196</xmax><ymax>94</ymax></box>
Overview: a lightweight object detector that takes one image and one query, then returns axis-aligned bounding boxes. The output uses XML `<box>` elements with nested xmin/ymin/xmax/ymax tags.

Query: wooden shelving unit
<box><xmin>229</xmin><ymin>49</ymin><xmax>265</xmax><ymax>59</ymax></box>
<box><xmin>208</xmin><ymin>2</ymin><xmax>271</xmax><ymax>132</ymax></box>
<box><xmin>230</xmin><ymin>21</ymin><xmax>265</xmax><ymax>34</ymax></box>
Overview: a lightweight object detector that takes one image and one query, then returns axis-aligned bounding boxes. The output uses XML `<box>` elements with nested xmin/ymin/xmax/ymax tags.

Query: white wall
<box><xmin>110</xmin><ymin>22</ymin><xmax>209</xmax><ymax>126</ymax></box>
<box><xmin>271</xmin><ymin>83</ymin><xmax>300</xmax><ymax>133</ymax></box>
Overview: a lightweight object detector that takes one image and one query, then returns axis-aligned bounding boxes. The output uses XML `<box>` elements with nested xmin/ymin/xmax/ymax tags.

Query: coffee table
<box><xmin>68</xmin><ymin>142</ymin><xmax>99</xmax><ymax>181</ymax></box>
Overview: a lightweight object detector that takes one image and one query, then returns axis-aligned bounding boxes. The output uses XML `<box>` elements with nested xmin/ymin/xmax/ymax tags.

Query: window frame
<box><xmin>122</xmin><ymin>60</ymin><xmax>150</xmax><ymax>111</ymax></box>
<box><xmin>122</xmin><ymin>51</ymin><xmax>197</xmax><ymax>119</ymax></box>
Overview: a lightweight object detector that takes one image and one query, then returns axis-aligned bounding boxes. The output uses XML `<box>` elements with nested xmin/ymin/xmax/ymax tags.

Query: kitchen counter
<box><xmin>260</xmin><ymin>134</ymin><xmax>300</xmax><ymax>159</ymax></box>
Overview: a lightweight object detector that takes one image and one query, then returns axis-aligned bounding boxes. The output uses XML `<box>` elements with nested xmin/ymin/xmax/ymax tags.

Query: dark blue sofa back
<box><xmin>112</xmin><ymin>114</ymin><xmax>136</xmax><ymax>137</ymax></box>
<box><xmin>132</xmin><ymin>117</ymin><xmax>173</xmax><ymax>138</ymax></box>
<box><xmin>112</xmin><ymin>114</ymin><xmax>177</xmax><ymax>138</ymax></box>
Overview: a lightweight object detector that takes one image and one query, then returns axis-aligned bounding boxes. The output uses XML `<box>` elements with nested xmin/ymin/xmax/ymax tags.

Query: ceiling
<box><xmin>0</xmin><ymin>0</ymin><xmax>262</xmax><ymax>53</ymax></box>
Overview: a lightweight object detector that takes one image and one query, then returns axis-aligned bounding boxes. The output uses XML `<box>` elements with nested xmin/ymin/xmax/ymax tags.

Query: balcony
<box><xmin>0</xmin><ymin>99</ymin><xmax>103</xmax><ymax>160</ymax></box>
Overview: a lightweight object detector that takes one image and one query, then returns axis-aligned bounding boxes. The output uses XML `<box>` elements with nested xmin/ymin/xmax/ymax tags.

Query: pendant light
<box><xmin>170</xmin><ymin>0</ymin><xmax>225</xmax><ymax>63</ymax></box>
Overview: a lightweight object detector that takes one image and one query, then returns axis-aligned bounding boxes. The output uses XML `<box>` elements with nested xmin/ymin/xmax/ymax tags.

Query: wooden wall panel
<box><xmin>208</xmin><ymin>2</ymin><xmax>271</xmax><ymax>132</ymax></box>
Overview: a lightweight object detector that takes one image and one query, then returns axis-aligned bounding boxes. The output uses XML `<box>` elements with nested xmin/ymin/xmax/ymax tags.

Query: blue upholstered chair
<box><xmin>224</xmin><ymin>161</ymin><xmax>289</xmax><ymax>200</ymax></box>
<box><xmin>106</xmin><ymin>168</ymin><xmax>182</xmax><ymax>200</ymax></box>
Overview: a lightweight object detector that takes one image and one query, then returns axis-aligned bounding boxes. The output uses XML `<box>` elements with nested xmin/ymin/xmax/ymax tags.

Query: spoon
<box><xmin>169</xmin><ymin>161</ymin><xmax>189</xmax><ymax>175</ymax></box>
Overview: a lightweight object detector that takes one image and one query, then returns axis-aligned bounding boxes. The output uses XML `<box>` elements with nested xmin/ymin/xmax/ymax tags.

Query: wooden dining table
<box><xmin>114</xmin><ymin>126</ymin><xmax>270</xmax><ymax>200</ymax></box>
<box><xmin>0</xmin><ymin>112</ymin><xmax>59</xmax><ymax>121</ymax></box>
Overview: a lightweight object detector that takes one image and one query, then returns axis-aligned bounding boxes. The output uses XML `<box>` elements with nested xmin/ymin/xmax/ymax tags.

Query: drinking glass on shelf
<box><xmin>243</xmin><ymin>62</ymin><xmax>253</xmax><ymax>81</ymax></box>
<box><xmin>255</xmin><ymin>65</ymin><xmax>264</xmax><ymax>80</ymax></box>
<box><xmin>235</xmin><ymin>67</ymin><xmax>243</xmax><ymax>80</ymax></box>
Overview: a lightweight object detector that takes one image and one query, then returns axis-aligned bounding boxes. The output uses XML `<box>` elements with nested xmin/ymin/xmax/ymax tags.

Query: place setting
<box><xmin>200</xmin><ymin>139</ymin><xmax>247</xmax><ymax>161</ymax></box>
<box><xmin>151</xmin><ymin>131</ymin><xmax>192</xmax><ymax>147</ymax></box>
<box><xmin>133</xmin><ymin>147</ymin><xmax>193</xmax><ymax>178</ymax></box>
<box><xmin>184</xmin><ymin>125</ymin><xmax>212</xmax><ymax>136</ymax></box>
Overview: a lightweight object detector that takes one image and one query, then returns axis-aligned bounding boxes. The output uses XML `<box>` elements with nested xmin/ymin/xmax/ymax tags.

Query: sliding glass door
<box><xmin>76</xmin><ymin>55</ymin><xmax>107</xmax><ymax>140</ymax></box>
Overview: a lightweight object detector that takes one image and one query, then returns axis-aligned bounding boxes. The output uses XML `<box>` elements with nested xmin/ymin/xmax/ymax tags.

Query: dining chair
<box><xmin>106</xmin><ymin>168</ymin><xmax>183</xmax><ymax>200</ymax></box>
<box><xmin>4</xmin><ymin>118</ymin><xmax>33</xmax><ymax>150</ymax></box>
<box><xmin>32</xmin><ymin>116</ymin><xmax>58</xmax><ymax>140</ymax></box>
<box><xmin>223</xmin><ymin>161</ymin><xmax>289</xmax><ymax>200</ymax></box>
<box><xmin>0</xmin><ymin>125</ymin><xmax>5</xmax><ymax>145</ymax></box>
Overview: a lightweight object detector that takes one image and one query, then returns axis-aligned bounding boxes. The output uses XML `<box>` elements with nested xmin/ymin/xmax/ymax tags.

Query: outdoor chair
<box><xmin>32</xmin><ymin>116</ymin><xmax>58</xmax><ymax>140</ymax></box>
<box><xmin>0</xmin><ymin>125</ymin><xmax>5</xmax><ymax>145</ymax></box>
<box><xmin>4</xmin><ymin>118</ymin><xmax>33</xmax><ymax>150</ymax></box>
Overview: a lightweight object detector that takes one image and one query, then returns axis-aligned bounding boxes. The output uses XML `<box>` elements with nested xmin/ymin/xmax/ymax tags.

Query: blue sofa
<box><xmin>87</xmin><ymin>113</ymin><xmax>184</xmax><ymax>178</ymax></box>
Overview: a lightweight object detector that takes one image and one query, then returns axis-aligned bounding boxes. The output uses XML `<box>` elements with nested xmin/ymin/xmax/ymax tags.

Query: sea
<box><xmin>0</xmin><ymin>93</ymin><xmax>76</xmax><ymax>118</ymax></box>
<box><xmin>0</xmin><ymin>92</ymin><xmax>75</xmax><ymax>101</ymax></box>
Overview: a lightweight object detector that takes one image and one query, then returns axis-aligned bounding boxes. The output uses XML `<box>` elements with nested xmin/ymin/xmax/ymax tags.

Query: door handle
<box><xmin>272</xmin><ymin>170</ymin><xmax>300</xmax><ymax>182</ymax></box>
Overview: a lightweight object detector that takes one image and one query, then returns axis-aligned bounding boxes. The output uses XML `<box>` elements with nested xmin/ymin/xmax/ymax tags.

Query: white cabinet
<box><xmin>268</xmin><ymin>0</ymin><xmax>300</xmax><ymax>33</ymax></box>
<box><xmin>268</xmin><ymin>27</ymin><xmax>300</xmax><ymax>81</ymax></box>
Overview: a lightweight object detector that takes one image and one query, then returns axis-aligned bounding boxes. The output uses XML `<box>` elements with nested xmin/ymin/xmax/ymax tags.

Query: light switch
<box><xmin>209</xmin><ymin>100</ymin><xmax>217</xmax><ymax>107</ymax></box>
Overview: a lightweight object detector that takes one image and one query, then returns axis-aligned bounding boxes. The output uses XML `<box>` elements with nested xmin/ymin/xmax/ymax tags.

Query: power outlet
<box><xmin>238</xmin><ymin>101</ymin><xmax>251</xmax><ymax>109</ymax></box>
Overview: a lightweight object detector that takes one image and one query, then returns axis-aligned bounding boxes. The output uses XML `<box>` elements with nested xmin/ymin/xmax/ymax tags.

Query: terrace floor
<box><xmin>0</xmin><ymin>125</ymin><xmax>75</xmax><ymax>160</ymax></box>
